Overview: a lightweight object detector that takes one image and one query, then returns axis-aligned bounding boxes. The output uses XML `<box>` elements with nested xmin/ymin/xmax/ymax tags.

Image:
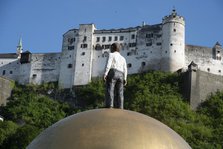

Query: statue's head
<box><xmin>111</xmin><ymin>43</ymin><xmax>120</xmax><ymax>53</ymax></box>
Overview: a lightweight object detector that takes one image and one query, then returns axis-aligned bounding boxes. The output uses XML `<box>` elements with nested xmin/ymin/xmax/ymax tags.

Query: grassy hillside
<box><xmin>0</xmin><ymin>71</ymin><xmax>222</xmax><ymax>149</ymax></box>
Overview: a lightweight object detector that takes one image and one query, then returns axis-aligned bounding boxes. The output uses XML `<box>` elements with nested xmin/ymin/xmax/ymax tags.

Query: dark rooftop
<box><xmin>0</xmin><ymin>53</ymin><xmax>18</xmax><ymax>59</ymax></box>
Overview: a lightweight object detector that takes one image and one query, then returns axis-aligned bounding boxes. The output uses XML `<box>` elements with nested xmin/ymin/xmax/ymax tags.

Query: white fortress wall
<box><xmin>136</xmin><ymin>25</ymin><xmax>162</xmax><ymax>72</ymax></box>
<box><xmin>29</xmin><ymin>53</ymin><xmax>61</xmax><ymax>84</ymax></box>
<box><xmin>0</xmin><ymin>57</ymin><xmax>20</xmax><ymax>81</ymax></box>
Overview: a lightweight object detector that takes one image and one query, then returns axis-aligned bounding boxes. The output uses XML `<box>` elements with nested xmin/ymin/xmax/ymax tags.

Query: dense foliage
<box><xmin>0</xmin><ymin>83</ymin><xmax>75</xmax><ymax>149</ymax></box>
<box><xmin>0</xmin><ymin>71</ymin><xmax>223</xmax><ymax>148</ymax></box>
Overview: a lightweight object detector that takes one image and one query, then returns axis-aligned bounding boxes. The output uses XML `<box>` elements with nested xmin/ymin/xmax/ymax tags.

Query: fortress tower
<box><xmin>72</xmin><ymin>24</ymin><xmax>95</xmax><ymax>85</ymax></box>
<box><xmin>58</xmin><ymin>24</ymin><xmax>96</xmax><ymax>88</ymax></box>
<box><xmin>58</xmin><ymin>28</ymin><xmax>77</xmax><ymax>89</ymax></box>
<box><xmin>161</xmin><ymin>9</ymin><xmax>185</xmax><ymax>72</ymax></box>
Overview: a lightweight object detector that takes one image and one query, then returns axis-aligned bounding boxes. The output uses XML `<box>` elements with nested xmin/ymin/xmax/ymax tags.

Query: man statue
<box><xmin>104</xmin><ymin>43</ymin><xmax>127</xmax><ymax>109</ymax></box>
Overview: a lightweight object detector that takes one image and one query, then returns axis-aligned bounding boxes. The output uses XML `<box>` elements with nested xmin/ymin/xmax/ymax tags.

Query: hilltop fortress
<box><xmin>0</xmin><ymin>9</ymin><xmax>222</xmax><ymax>91</ymax></box>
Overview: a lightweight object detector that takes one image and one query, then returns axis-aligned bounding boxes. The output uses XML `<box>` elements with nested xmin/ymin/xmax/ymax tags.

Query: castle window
<box><xmin>165</xmin><ymin>51</ymin><xmax>167</xmax><ymax>53</ymax></box>
<box><xmin>104</xmin><ymin>44</ymin><xmax>111</xmax><ymax>49</ymax></box>
<box><xmin>2</xmin><ymin>70</ymin><xmax>5</xmax><ymax>75</ymax></box>
<box><xmin>96</xmin><ymin>37</ymin><xmax>100</xmax><ymax>42</ymax></box>
<box><xmin>108</xmin><ymin>36</ymin><xmax>112</xmax><ymax>41</ymax></box>
<box><xmin>83</xmin><ymin>36</ymin><xmax>87</xmax><ymax>42</ymax></box>
<box><xmin>219</xmin><ymin>70</ymin><xmax>221</xmax><ymax>73</ymax></box>
<box><xmin>95</xmin><ymin>44</ymin><xmax>102</xmax><ymax>50</ymax></box>
<box><xmin>68</xmin><ymin>64</ymin><xmax>72</xmax><ymax>68</ymax></box>
<box><xmin>120</xmin><ymin>36</ymin><xmax>124</xmax><ymax>41</ymax></box>
<box><xmin>68</xmin><ymin>46</ymin><xmax>74</xmax><ymax>50</ymax></box>
<box><xmin>146</xmin><ymin>43</ymin><xmax>152</xmax><ymax>46</ymax></box>
<box><xmin>156</xmin><ymin>34</ymin><xmax>162</xmax><ymax>38</ymax></box>
<box><xmin>156</xmin><ymin>42</ymin><xmax>161</xmax><ymax>46</ymax></box>
<box><xmin>141</xmin><ymin>62</ymin><xmax>146</xmax><ymax>67</ymax></box>
<box><xmin>81</xmin><ymin>44</ymin><xmax>88</xmax><ymax>48</ymax></box>
<box><xmin>102</xmin><ymin>37</ymin><xmax>106</xmax><ymax>42</ymax></box>
<box><xmin>170</xmin><ymin>43</ymin><xmax>173</xmax><ymax>46</ymax></box>
<box><xmin>32</xmin><ymin>74</ymin><xmax>37</xmax><ymax>78</ymax></box>
<box><xmin>129</xmin><ymin>43</ymin><xmax>136</xmax><ymax>47</ymax></box>
<box><xmin>131</xmin><ymin>34</ymin><xmax>135</xmax><ymax>39</ymax></box>
<box><xmin>174</xmin><ymin>50</ymin><xmax>176</xmax><ymax>53</ymax></box>
<box><xmin>127</xmin><ymin>52</ymin><xmax>131</xmax><ymax>56</ymax></box>
<box><xmin>81</xmin><ymin>52</ymin><xmax>85</xmax><ymax>55</ymax></box>
<box><xmin>127</xmin><ymin>63</ymin><xmax>132</xmax><ymax>68</ymax></box>
<box><xmin>68</xmin><ymin>38</ymin><xmax>75</xmax><ymax>44</ymax></box>
<box><xmin>10</xmin><ymin>71</ymin><xmax>13</xmax><ymax>74</ymax></box>
<box><xmin>146</xmin><ymin>33</ymin><xmax>153</xmax><ymax>38</ymax></box>
<box><xmin>207</xmin><ymin>68</ymin><xmax>210</xmax><ymax>72</ymax></box>
<box><xmin>82</xmin><ymin>63</ymin><xmax>84</xmax><ymax>67</ymax></box>
<box><xmin>114</xmin><ymin>36</ymin><xmax>118</xmax><ymax>41</ymax></box>
<box><xmin>173</xmin><ymin>29</ymin><xmax>176</xmax><ymax>32</ymax></box>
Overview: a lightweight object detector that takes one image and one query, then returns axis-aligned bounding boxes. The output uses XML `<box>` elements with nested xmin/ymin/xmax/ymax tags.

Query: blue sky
<box><xmin>0</xmin><ymin>0</ymin><xmax>222</xmax><ymax>53</ymax></box>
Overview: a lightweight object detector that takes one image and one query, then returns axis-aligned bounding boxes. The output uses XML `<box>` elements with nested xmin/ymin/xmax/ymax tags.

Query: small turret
<box><xmin>16</xmin><ymin>37</ymin><xmax>23</xmax><ymax>58</ymax></box>
<box><xmin>213</xmin><ymin>42</ymin><xmax>222</xmax><ymax>60</ymax></box>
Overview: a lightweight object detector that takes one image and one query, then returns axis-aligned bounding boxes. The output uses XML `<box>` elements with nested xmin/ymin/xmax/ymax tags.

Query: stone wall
<box><xmin>183</xmin><ymin>69</ymin><xmax>223</xmax><ymax>109</ymax></box>
<box><xmin>0</xmin><ymin>77</ymin><xmax>14</xmax><ymax>106</ymax></box>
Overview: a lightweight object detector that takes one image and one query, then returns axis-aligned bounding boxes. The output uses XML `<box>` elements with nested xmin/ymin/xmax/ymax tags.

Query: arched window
<box><xmin>95</xmin><ymin>44</ymin><xmax>102</xmax><ymax>50</ymax></box>
<box><xmin>103</xmin><ymin>51</ymin><xmax>109</xmax><ymax>57</ymax></box>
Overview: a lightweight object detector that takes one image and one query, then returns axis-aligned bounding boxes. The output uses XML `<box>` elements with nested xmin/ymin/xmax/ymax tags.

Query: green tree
<box><xmin>0</xmin><ymin>121</ymin><xmax>18</xmax><ymax>146</ymax></box>
<box><xmin>74</xmin><ymin>78</ymin><xmax>105</xmax><ymax>109</ymax></box>
<box><xmin>3</xmin><ymin>94</ymin><xmax>70</xmax><ymax>128</ymax></box>
<box><xmin>197</xmin><ymin>91</ymin><xmax>223</xmax><ymax>147</ymax></box>
<box><xmin>2</xmin><ymin>124</ymin><xmax>41</xmax><ymax>149</ymax></box>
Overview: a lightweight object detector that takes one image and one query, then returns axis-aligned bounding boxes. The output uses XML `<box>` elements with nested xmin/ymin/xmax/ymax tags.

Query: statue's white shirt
<box><xmin>104</xmin><ymin>51</ymin><xmax>127</xmax><ymax>80</ymax></box>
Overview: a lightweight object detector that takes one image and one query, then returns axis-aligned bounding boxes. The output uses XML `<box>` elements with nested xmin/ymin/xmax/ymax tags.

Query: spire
<box><xmin>18</xmin><ymin>37</ymin><xmax>23</xmax><ymax>49</ymax></box>
<box><xmin>17</xmin><ymin>37</ymin><xmax>23</xmax><ymax>58</ymax></box>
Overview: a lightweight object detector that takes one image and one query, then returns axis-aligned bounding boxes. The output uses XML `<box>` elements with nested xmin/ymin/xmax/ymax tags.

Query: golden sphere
<box><xmin>27</xmin><ymin>109</ymin><xmax>191</xmax><ymax>149</ymax></box>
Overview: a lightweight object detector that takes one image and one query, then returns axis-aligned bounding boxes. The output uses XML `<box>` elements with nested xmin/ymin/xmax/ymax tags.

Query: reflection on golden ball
<box><xmin>27</xmin><ymin>109</ymin><xmax>191</xmax><ymax>149</ymax></box>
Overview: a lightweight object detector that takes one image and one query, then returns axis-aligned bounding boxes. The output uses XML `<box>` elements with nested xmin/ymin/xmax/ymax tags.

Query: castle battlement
<box><xmin>162</xmin><ymin>9</ymin><xmax>185</xmax><ymax>25</ymax></box>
